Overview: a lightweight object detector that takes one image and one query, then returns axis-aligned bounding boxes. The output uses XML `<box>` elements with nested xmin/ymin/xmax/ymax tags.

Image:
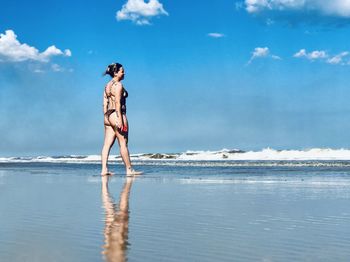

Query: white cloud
<box><xmin>64</xmin><ymin>49</ymin><xmax>72</xmax><ymax>57</ymax></box>
<box><xmin>248</xmin><ymin>47</ymin><xmax>281</xmax><ymax>64</ymax></box>
<box><xmin>294</xmin><ymin>49</ymin><xmax>350</xmax><ymax>65</ymax></box>
<box><xmin>293</xmin><ymin>49</ymin><xmax>328</xmax><ymax>60</ymax></box>
<box><xmin>245</xmin><ymin>0</ymin><xmax>350</xmax><ymax>17</ymax></box>
<box><xmin>309</xmin><ymin>50</ymin><xmax>327</xmax><ymax>59</ymax></box>
<box><xmin>271</xmin><ymin>54</ymin><xmax>281</xmax><ymax>60</ymax></box>
<box><xmin>30</xmin><ymin>63</ymin><xmax>73</xmax><ymax>73</ymax></box>
<box><xmin>246</xmin><ymin>0</ymin><xmax>305</xmax><ymax>13</ymax></box>
<box><xmin>244</xmin><ymin>0</ymin><xmax>350</xmax><ymax>25</ymax></box>
<box><xmin>0</xmin><ymin>30</ymin><xmax>71</xmax><ymax>62</ymax></box>
<box><xmin>33</xmin><ymin>69</ymin><xmax>45</xmax><ymax>73</ymax></box>
<box><xmin>327</xmin><ymin>52</ymin><xmax>349</xmax><ymax>65</ymax></box>
<box><xmin>294</xmin><ymin>49</ymin><xmax>307</xmax><ymax>58</ymax></box>
<box><xmin>116</xmin><ymin>0</ymin><xmax>168</xmax><ymax>25</ymax></box>
<box><xmin>51</xmin><ymin>64</ymin><xmax>74</xmax><ymax>73</ymax></box>
<box><xmin>207</xmin><ymin>33</ymin><xmax>225</xmax><ymax>38</ymax></box>
<box><xmin>252</xmin><ymin>47</ymin><xmax>270</xmax><ymax>57</ymax></box>
<box><xmin>41</xmin><ymin>46</ymin><xmax>66</xmax><ymax>61</ymax></box>
<box><xmin>51</xmin><ymin>63</ymin><xmax>64</xmax><ymax>72</ymax></box>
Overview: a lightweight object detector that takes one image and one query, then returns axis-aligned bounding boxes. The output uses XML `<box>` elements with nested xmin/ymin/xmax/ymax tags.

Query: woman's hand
<box><xmin>116</xmin><ymin>118</ymin><xmax>123</xmax><ymax>130</ymax></box>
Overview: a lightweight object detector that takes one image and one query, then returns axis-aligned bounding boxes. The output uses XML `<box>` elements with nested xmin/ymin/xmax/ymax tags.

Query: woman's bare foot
<box><xmin>101</xmin><ymin>170</ymin><xmax>113</xmax><ymax>176</ymax></box>
<box><xmin>126</xmin><ymin>167</ymin><xmax>143</xmax><ymax>177</ymax></box>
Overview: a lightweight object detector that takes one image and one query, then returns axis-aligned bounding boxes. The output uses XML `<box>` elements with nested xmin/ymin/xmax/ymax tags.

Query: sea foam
<box><xmin>2</xmin><ymin>148</ymin><xmax>350</xmax><ymax>163</ymax></box>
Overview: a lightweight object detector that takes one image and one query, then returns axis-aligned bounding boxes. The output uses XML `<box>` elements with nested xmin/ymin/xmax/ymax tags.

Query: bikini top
<box><xmin>105</xmin><ymin>80</ymin><xmax>128</xmax><ymax>113</ymax></box>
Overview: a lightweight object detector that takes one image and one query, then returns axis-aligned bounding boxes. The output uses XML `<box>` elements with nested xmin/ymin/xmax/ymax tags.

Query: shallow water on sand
<box><xmin>1</xmin><ymin>162</ymin><xmax>350</xmax><ymax>261</ymax></box>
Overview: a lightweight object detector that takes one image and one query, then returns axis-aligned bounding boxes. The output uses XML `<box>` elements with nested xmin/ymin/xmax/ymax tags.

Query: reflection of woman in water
<box><xmin>101</xmin><ymin>63</ymin><xmax>142</xmax><ymax>176</ymax></box>
<box><xmin>101</xmin><ymin>175</ymin><xmax>134</xmax><ymax>262</ymax></box>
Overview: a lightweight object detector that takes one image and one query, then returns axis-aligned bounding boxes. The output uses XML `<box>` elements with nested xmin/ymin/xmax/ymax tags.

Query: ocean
<box><xmin>1</xmin><ymin>150</ymin><xmax>350</xmax><ymax>261</ymax></box>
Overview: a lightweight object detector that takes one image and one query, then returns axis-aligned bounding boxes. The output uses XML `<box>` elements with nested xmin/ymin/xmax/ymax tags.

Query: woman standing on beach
<box><xmin>101</xmin><ymin>63</ymin><xmax>141</xmax><ymax>176</ymax></box>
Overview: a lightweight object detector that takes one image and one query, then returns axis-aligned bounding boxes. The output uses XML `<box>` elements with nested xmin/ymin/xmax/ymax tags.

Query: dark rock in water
<box><xmin>75</xmin><ymin>156</ymin><xmax>88</xmax><ymax>159</ymax></box>
<box><xmin>141</xmin><ymin>153</ymin><xmax>153</xmax><ymax>157</ymax></box>
<box><xmin>13</xmin><ymin>157</ymin><xmax>32</xmax><ymax>160</ymax></box>
<box><xmin>150</xmin><ymin>153</ymin><xmax>163</xmax><ymax>159</ymax></box>
<box><xmin>228</xmin><ymin>149</ymin><xmax>245</xmax><ymax>154</ymax></box>
<box><xmin>150</xmin><ymin>153</ymin><xmax>176</xmax><ymax>159</ymax></box>
<box><xmin>51</xmin><ymin>156</ymin><xmax>64</xmax><ymax>159</ymax></box>
<box><xmin>186</xmin><ymin>152</ymin><xmax>198</xmax><ymax>155</ymax></box>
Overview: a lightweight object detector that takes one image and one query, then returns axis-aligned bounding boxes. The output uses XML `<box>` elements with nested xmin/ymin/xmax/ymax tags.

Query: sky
<box><xmin>1</xmin><ymin>0</ymin><xmax>350</xmax><ymax>156</ymax></box>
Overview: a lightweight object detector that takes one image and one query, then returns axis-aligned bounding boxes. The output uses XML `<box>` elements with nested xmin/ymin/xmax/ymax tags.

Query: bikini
<box><xmin>105</xmin><ymin>80</ymin><xmax>129</xmax><ymax>138</ymax></box>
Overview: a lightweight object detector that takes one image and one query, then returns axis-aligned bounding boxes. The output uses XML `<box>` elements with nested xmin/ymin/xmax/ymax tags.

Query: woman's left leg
<box><xmin>101</xmin><ymin>125</ymin><xmax>116</xmax><ymax>175</ymax></box>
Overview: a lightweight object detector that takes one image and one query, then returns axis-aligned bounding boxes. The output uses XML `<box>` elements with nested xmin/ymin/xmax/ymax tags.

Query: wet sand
<box><xmin>1</xmin><ymin>162</ymin><xmax>350</xmax><ymax>261</ymax></box>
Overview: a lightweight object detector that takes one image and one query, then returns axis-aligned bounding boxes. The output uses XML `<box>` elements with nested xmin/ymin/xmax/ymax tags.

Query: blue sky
<box><xmin>1</xmin><ymin>0</ymin><xmax>350</xmax><ymax>156</ymax></box>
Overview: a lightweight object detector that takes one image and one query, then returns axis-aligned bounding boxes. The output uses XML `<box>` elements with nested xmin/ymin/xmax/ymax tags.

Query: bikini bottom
<box><xmin>105</xmin><ymin>110</ymin><xmax>128</xmax><ymax>140</ymax></box>
<box><xmin>105</xmin><ymin>109</ymin><xmax>115</xmax><ymax>118</ymax></box>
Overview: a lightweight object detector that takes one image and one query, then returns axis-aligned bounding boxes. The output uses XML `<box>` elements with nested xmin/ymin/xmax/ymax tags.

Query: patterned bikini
<box><xmin>104</xmin><ymin>80</ymin><xmax>129</xmax><ymax>138</ymax></box>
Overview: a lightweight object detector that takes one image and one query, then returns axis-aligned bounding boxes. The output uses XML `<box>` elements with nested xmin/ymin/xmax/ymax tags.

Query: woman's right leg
<box><xmin>114</xmin><ymin>129</ymin><xmax>132</xmax><ymax>172</ymax></box>
<box><xmin>115</xmin><ymin>131</ymin><xmax>142</xmax><ymax>176</ymax></box>
<box><xmin>101</xmin><ymin>124</ymin><xmax>116</xmax><ymax>175</ymax></box>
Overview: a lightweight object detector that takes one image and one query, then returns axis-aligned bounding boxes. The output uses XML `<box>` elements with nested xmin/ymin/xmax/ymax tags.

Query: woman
<box><xmin>101</xmin><ymin>63</ymin><xmax>142</xmax><ymax>176</ymax></box>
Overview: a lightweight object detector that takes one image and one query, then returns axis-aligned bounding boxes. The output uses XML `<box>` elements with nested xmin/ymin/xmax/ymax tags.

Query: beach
<box><xmin>1</xmin><ymin>160</ymin><xmax>350</xmax><ymax>261</ymax></box>
<box><xmin>3</xmin><ymin>0</ymin><xmax>350</xmax><ymax>261</ymax></box>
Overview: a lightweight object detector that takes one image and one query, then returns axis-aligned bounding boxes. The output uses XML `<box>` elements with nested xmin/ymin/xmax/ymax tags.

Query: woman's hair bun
<box><xmin>103</xmin><ymin>63</ymin><xmax>123</xmax><ymax>77</ymax></box>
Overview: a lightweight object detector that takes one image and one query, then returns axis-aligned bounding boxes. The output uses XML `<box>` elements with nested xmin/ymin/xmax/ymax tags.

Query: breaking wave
<box><xmin>2</xmin><ymin>148</ymin><xmax>350</xmax><ymax>166</ymax></box>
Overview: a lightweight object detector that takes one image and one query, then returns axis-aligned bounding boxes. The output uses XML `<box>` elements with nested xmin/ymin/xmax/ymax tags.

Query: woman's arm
<box><xmin>113</xmin><ymin>82</ymin><xmax>123</xmax><ymax>128</ymax></box>
<box><xmin>103</xmin><ymin>90</ymin><xmax>108</xmax><ymax>114</ymax></box>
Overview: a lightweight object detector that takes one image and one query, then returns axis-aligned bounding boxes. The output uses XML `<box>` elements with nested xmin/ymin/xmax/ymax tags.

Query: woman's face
<box><xmin>116</xmin><ymin>67</ymin><xmax>125</xmax><ymax>80</ymax></box>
